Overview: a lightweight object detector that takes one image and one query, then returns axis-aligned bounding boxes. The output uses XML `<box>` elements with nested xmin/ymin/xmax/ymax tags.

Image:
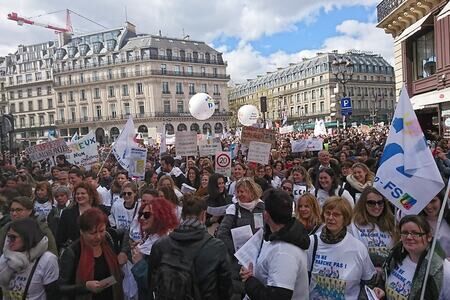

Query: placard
<box><xmin>25</xmin><ymin>139</ymin><xmax>70</xmax><ymax>161</ymax></box>
<box><xmin>291</xmin><ymin>138</ymin><xmax>323</xmax><ymax>153</ymax></box>
<box><xmin>175</xmin><ymin>131</ymin><xmax>198</xmax><ymax>156</ymax></box>
<box><xmin>199</xmin><ymin>139</ymin><xmax>222</xmax><ymax>157</ymax></box>
<box><xmin>247</xmin><ymin>141</ymin><xmax>271</xmax><ymax>165</ymax></box>
<box><xmin>66</xmin><ymin>131</ymin><xmax>98</xmax><ymax>169</ymax></box>
<box><xmin>279</xmin><ymin>125</ymin><xmax>294</xmax><ymax>134</ymax></box>
<box><xmin>241</xmin><ymin>126</ymin><xmax>276</xmax><ymax>147</ymax></box>
<box><xmin>128</xmin><ymin>147</ymin><xmax>147</xmax><ymax>180</ymax></box>
<box><xmin>215</xmin><ymin>151</ymin><xmax>232</xmax><ymax>177</ymax></box>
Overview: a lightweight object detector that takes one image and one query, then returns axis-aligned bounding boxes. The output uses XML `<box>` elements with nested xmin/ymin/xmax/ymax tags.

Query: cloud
<box><xmin>223</xmin><ymin>19</ymin><xmax>394</xmax><ymax>83</ymax></box>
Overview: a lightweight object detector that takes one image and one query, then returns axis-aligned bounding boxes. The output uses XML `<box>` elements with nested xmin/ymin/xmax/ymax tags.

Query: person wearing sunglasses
<box><xmin>373</xmin><ymin>215</ymin><xmax>450</xmax><ymax>300</ymax></box>
<box><xmin>350</xmin><ymin>187</ymin><xmax>396</xmax><ymax>270</ymax></box>
<box><xmin>130</xmin><ymin>197</ymin><xmax>179</xmax><ymax>299</ymax></box>
<box><xmin>0</xmin><ymin>218</ymin><xmax>59</xmax><ymax>300</ymax></box>
<box><xmin>59</xmin><ymin>208</ymin><xmax>124</xmax><ymax>300</ymax></box>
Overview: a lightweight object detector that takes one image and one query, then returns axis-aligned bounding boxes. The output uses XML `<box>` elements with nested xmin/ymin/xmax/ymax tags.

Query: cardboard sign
<box><xmin>247</xmin><ymin>141</ymin><xmax>271</xmax><ymax>165</ymax></box>
<box><xmin>175</xmin><ymin>131</ymin><xmax>198</xmax><ymax>157</ymax></box>
<box><xmin>128</xmin><ymin>147</ymin><xmax>148</xmax><ymax>180</ymax></box>
<box><xmin>291</xmin><ymin>139</ymin><xmax>323</xmax><ymax>153</ymax></box>
<box><xmin>25</xmin><ymin>139</ymin><xmax>70</xmax><ymax>161</ymax></box>
<box><xmin>241</xmin><ymin>127</ymin><xmax>276</xmax><ymax>147</ymax></box>
<box><xmin>66</xmin><ymin>131</ymin><xmax>98</xmax><ymax>169</ymax></box>
<box><xmin>199</xmin><ymin>138</ymin><xmax>222</xmax><ymax>157</ymax></box>
<box><xmin>215</xmin><ymin>151</ymin><xmax>232</xmax><ymax>177</ymax></box>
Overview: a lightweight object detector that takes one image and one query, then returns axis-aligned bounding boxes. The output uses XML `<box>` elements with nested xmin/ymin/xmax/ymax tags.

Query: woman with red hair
<box><xmin>58</xmin><ymin>207</ymin><xmax>123</xmax><ymax>300</ymax></box>
<box><xmin>130</xmin><ymin>196</ymin><xmax>179</xmax><ymax>299</ymax></box>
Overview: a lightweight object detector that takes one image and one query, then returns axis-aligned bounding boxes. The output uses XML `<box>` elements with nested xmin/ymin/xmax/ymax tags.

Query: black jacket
<box><xmin>245</xmin><ymin>218</ymin><xmax>310</xmax><ymax>300</ymax></box>
<box><xmin>309</xmin><ymin>160</ymin><xmax>341</xmax><ymax>184</ymax></box>
<box><xmin>148</xmin><ymin>226</ymin><xmax>233</xmax><ymax>300</ymax></box>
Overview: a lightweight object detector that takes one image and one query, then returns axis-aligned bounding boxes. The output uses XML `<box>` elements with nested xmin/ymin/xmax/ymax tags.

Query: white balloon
<box><xmin>238</xmin><ymin>105</ymin><xmax>259</xmax><ymax>126</ymax></box>
<box><xmin>189</xmin><ymin>93</ymin><xmax>216</xmax><ymax>121</ymax></box>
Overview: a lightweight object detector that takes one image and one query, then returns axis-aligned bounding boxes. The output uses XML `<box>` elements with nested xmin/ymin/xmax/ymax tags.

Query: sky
<box><xmin>0</xmin><ymin>0</ymin><xmax>395</xmax><ymax>83</ymax></box>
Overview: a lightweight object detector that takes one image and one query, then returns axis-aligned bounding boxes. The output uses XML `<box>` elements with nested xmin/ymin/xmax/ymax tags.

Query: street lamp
<box><xmin>331</xmin><ymin>56</ymin><xmax>353</xmax><ymax>126</ymax></box>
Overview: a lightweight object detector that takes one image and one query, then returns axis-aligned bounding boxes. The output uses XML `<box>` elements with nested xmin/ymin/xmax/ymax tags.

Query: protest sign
<box><xmin>175</xmin><ymin>131</ymin><xmax>198</xmax><ymax>157</ymax></box>
<box><xmin>199</xmin><ymin>137</ymin><xmax>222</xmax><ymax>157</ymax></box>
<box><xmin>247</xmin><ymin>141</ymin><xmax>271</xmax><ymax>165</ymax></box>
<box><xmin>66</xmin><ymin>131</ymin><xmax>98</xmax><ymax>170</ymax></box>
<box><xmin>215</xmin><ymin>152</ymin><xmax>232</xmax><ymax>177</ymax></box>
<box><xmin>291</xmin><ymin>138</ymin><xmax>323</xmax><ymax>153</ymax></box>
<box><xmin>279</xmin><ymin>125</ymin><xmax>294</xmax><ymax>134</ymax></box>
<box><xmin>128</xmin><ymin>147</ymin><xmax>147</xmax><ymax>180</ymax></box>
<box><xmin>241</xmin><ymin>127</ymin><xmax>276</xmax><ymax>147</ymax></box>
<box><xmin>25</xmin><ymin>139</ymin><xmax>70</xmax><ymax>161</ymax></box>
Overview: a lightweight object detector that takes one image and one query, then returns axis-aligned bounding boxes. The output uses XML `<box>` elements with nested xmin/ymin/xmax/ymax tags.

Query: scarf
<box><xmin>238</xmin><ymin>199</ymin><xmax>262</xmax><ymax>212</ymax></box>
<box><xmin>345</xmin><ymin>174</ymin><xmax>372</xmax><ymax>192</ymax></box>
<box><xmin>178</xmin><ymin>217</ymin><xmax>206</xmax><ymax>231</ymax></box>
<box><xmin>76</xmin><ymin>237</ymin><xmax>123</xmax><ymax>300</ymax></box>
<box><xmin>35</xmin><ymin>196</ymin><xmax>49</xmax><ymax>204</ymax></box>
<box><xmin>0</xmin><ymin>236</ymin><xmax>48</xmax><ymax>287</ymax></box>
<box><xmin>320</xmin><ymin>226</ymin><xmax>347</xmax><ymax>244</ymax></box>
<box><xmin>137</xmin><ymin>234</ymin><xmax>161</xmax><ymax>256</ymax></box>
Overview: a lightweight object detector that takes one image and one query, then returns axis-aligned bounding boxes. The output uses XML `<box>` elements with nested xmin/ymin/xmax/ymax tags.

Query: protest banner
<box><xmin>175</xmin><ymin>131</ymin><xmax>198</xmax><ymax>157</ymax></box>
<box><xmin>247</xmin><ymin>141</ymin><xmax>271</xmax><ymax>165</ymax></box>
<box><xmin>66</xmin><ymin>131</ymin><xmax>98</xmax><ymax>170</ymax></box>
<box><xmin>279</xmin><ymin>125</ymin><xmax>294</xmax><ymax>134</ymax></box>
<box><xmin>241</xmin><ymin>126</ymin><xmax>276</xmax><ymax>147</ymax></box>
<box><xmin>25</xmin><ymin>139</ymin><xmax>70</xmax><ymax>162</ymax></box>
<box><xmin>215</xmin><ymin>152</ymin><xmax>232</xmax><ymax>177</ymax></box>
<box><xmin>291</xmin><ymin>138</ymin><xmax>323</xmax><ymax>153</ymax></box>
<box><xmin>128</xmin><ymin>147</ymin><xmax>148</xmax><ymax>180</ymax></box>
<box><xmin>199</xmin><ymin>137</ymin><xmax>222</xmax><ymax>157</ymax></box>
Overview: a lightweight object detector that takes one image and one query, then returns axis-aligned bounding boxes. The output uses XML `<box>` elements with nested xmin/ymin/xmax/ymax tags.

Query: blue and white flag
<box><xmin>70</xmin><ymin>132</ymin><xmax>79</xmax><ymax>143</ymax></box>
<box><xmin>374</xmin><ymin>86</ymin><xmax>444</xmax><ymax>215</ymax></box>
<box><xmin>112</xmin><ymin>116</ymin><xmax>139</xmax><ymax>170</ymax></box>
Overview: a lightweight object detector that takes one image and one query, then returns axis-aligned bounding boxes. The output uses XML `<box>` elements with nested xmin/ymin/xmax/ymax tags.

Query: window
<box><xmin>81</xmin><ymin>107</ymin><xmax>88</xmax><ymax>120</ymax></box>
<box><xmin>122</xmin><ymin>85</ymin><xmax>129</xmax><ymax>96</ymax></box>
<box><xmin>177</xmin><ymin>100</ymin><xmax>184</xmax><ymax>113</ymax></box>
<box><xmin>213</xmin><ymin>68</ymin><xmax>217</xmax><ymax>77</ymax></box>
<box><xmin>312</xmin><ymin>103</ymin><xmax>316</xmax><ymax>113</ymax></box>
<box><xmin>71</xmin><ymin>108</ymin><xmax>76</xmax><ymax>121</ymax></box>
<box><xmin>161</xmin><ymin>64</ymin><xmax>167</xmax><ymax>74</ymax></box>
<box><xmin>37</xmin><ymin>87</ymin><xmax>42</xmax><ymax>96</ymax></box>
<box><xmin>201</xmin><ymin>67</ymin><xmax>206</xmax><ymax>76</ymax></box>
<box><xmin>110</xmin><ymin>103</ymin><xmax>117</xmax><ymax>118</ymax></box>
<box><xmin>162</xmin><ymin>82</ymin><xmax>169</xmax><ymax>94</ymax></box>
<box><xmin>413</xmin><ymin>30</ymin><xmax>436</xmax><ymax>80</ymax></box>
<box><xmin>163</xmin><ymin>100</ymin><xmax>170</xmax><ymax>113</ymax></box>
<box><xmin>68</xmin><ymin>75</ymin><xmax>72</xmax><ymax>85</ymax></box>
<box><xmin>80</xmin><ymin>73</ymin><xmax>84</xmax><ymax>83</ymax></box>
<box><xmin>39</xmin><ymin>115</ymin><xmax>44</xmax><ymax>126</ymax></box>
<box><xmin>69</xmin><ymin>91</ymin><xmax>74</xmax><ymax>102</ymax></box>
<box><xmin>189</xmin><ymin>83</ymin><xmax>195</xmax><ymax>95</ymax></box>
<box><xmin>96</xmin><ymin>105</ymin><xmax>102</xmax><ymax>118</ymax></box>
<box><xmin>27</xmin><ymin>89</ymin><xmax>32</xmax><ymax>97</ymax></box>
<box><xmin>9</xmin><ymin>91</ymin><xmax>14</xmax><ymax>100</ymax></box>
<box><xmin>138</xmin><ymin>102</ymin><xmax>145</xmax><ymax>115</ymax></box>
<box><xmin>49</xmin><ymin>114</ymin><xmax>54</xmax><ymax>124</ymax></box>
<box><xmin>304</xmin><ymin>104</ymin><xmax>308</xmax><ymax>115</ymax></box>
<box><xmin>187</xmin><ymin>66</ymin><xmax>193</xmax><ymax>75</ymax></box>
<box><xmin>10</xmin><ymin>103</ymin><xmax>15</xmax><ymax>113</ymax></box>
<box><xmin>93</xmin><ymin>71</ymin><xmax>99</xmax><ymax>81</ymax></box>
<box><xmin>320</xmin><ymin>101</ymin><xmax>324</xmax><ymax>112</ymax></box>
<box><xmin>18</xmin><ymin>90</ymin><xmax>23</xmax><ymax>99</ymax></box>
<box><xmin>80</xmin><ymin>90</ymin><xmax>86</xmax><ymax>100</ymax></box>
<box><xmin>26</xmin><ymin>74</ymin><xmax>32</xmax><ymax>82</ymax></box>
<box><xmin>38</xmin><ymin>100</ymin><xmax>43</xmax><ymax>110</ymax></box>
<box><xmin>176</xmin><ymin>82</ymin><xmax>183</xmax><ymax>94</ymax></box>
<box><xmin>28</xmin><ymin>101</ymin><xmax>33</xmax><ymax>111</ymax></box>
<box><xmin>107</xmin><ymin>69</ymin><xmax>113</xmax><ymax>80</ymax></box>
<box><xmin>124</xmin><ymin>103</ymin><xmax>130</xmax><ymax>115</ymax></box>
<box><xmin>136</xmin><ymin>83</ymin><xmax>143</xmax><ymax>95</ymax></box>
<box><xmin>201</xmin><ymin>84</ymin><xmax>207</xmax><ymax>93</ymax></box>
<box><xmin>94</xmin><ymin>88</ymin><xmax>100</xmax><ymax>99</ymax></box>
<box><xmin>35</xmin><ymin>72</ymin><xmax>42</xmax><ymax>81</ymax></box>
<box><xmin>135</xmin><ymin>65</ymin><xmax>141</xmax><ymax>76</ymax></box>
<box><xmin>20</xmin><ymin>117</ymin><xmax>25</xmax><ymax>127</ymax></box>
<box><xmin>174</xmin><ymin>65</ymin><xmax>181</xmax><ymax>75</ymax></box>
<box><xmin>58</xmin><ymin>92</ymin><xmax>63</xmax><ymax>103</ymax></box>
<box><xmin>213</xmin><ymin>84</ymin><xmax>219</xmax><ymax>95</ymax></box>
<box><xmin>28</xmin><ymin>116</ymin><xmax>34</xmax><ymax>126</ymax></box>
<box><xmin>312</xmin><ymin>90</ymin><xmax>316</xmax><ymax>99</ymax></box>
<box><xmin>108</xmin><ymin>86</ymin><xmax>115</xmax><ymax>98</ymax></box>
<box><xmin>16</xmin><ymin>75</ymin><xmax>23</xmax><ymax>84</ymax></box>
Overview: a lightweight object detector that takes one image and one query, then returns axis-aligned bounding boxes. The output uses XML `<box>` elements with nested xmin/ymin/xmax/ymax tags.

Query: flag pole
<box><xmin>419</xmin><ymin>177</ymin><xmax>450</xmax><ymax>300</ymax></box>
<box><xmin>96</xmin><ymin>146</ymin><xmax>114</xmax><ymax>178</ymax></box>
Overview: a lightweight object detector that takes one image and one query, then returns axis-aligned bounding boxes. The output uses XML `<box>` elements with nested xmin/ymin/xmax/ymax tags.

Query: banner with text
<box><xmin>199</xmin><ymin>137</ymin><xmax>222</xmax><ymax>157</ymax></box>
<box><xmin>241</xmin><ymin>127</ymin><xmax>276</xmax><ymax>147</ymax></box>
<box><xmin>66</xmin><ymin>131</ymin><xmax>98</xmax><ymax>169</ymax></box>
<box><xmin>247</xmin><ymin>141</ymin><xmax>271</xmax><ymax>165</ymax></box>
<box><xmin>175</xmin><ymin>131</ymin><xmax>198</xmax><ymax>157</ymax></box>
<box><xmin>279</xmin><ymin>125</ymin><xmax>294</xmax><ymax>134</ymax></box>
<box><xmin>291</xmin><ymin>138</ymin><xmax>324</xmax><ymax>153</ymax></box>
<box><xmin>128</xmin><ymin>147</ymin><xmax>148</xmax><ymax>180</ymax></box>
<box><xmin>25</xmin><ymin>139</ymin><xmax>70</xmax><ymax>162</ymax></box>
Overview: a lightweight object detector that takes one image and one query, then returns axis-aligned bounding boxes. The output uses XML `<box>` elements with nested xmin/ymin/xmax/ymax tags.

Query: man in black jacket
<box><xmin>158</xmin><ymin>154</ymin><xmax>186</xmax><ymax>189</ymax></box>
<box><xmin>309</xmin><ymin>150</ymin><xmax>341</xmax><ymax>183</ymax></box>
<box><xmin>148</xmin><ymin>194</ymin><xmax>233</xmax><ymax>300</ymax></box>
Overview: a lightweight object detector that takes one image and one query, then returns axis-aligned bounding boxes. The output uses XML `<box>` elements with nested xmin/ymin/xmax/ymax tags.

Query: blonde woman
<box><xmin>296</xmin><ymin>193</ymin><xmax>322</xmax><ymax>235</ymax></box>
<box><xmin>344</xmin><ymin>162</ymin><xmax>374</xmax><ymax>202</ymax></box>
<box><xmin>157</xmin><ymin>175</ymin><xmax>183</xmax><ymax>199</ymax></box>
<box><xmin>289</xmin><ymin>166</ymin><xmax>315</xmax><ymax>204</ymax></box>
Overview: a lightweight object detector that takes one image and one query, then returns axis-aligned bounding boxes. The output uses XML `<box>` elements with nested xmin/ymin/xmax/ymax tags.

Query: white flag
<box><xmin>374</xmin><ymin>86</ymin><xmax>444</xmax><ymax>215</ymax></box>
<box><xmin>112</xmin><ymin>116</ymin><xmax>139</xmax><ymax>170</ymax></box>
<box><xmin>160</xmin><ymin>129</ymin><xmax>167</xmax><ymax>156</ymax></box>
<box><xmin>70</xmin><ymin>132</ymin><xmax>79</xmax><ymax>143</ymax></box>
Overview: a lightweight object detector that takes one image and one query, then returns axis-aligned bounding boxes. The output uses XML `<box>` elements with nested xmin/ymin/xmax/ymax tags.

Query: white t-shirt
<box><xmin>109</xmin><ymin>200</ymin><xmax>141</xmax><ymax>230</ymax></box>
<box><xmin>34</xmin><ymin>201</ymin><xmax>53</xmax><ymax>222</ymax></box>
<box><xmin>385</xmin><ymin>256</ymin><xmax>416</xmax><ymax>299</ymax></box>
<box><xmin>252</xmin><ymin>240</ymin><xmax>309</xmax><ymax>300</ymax></box>
<box><xmin>97</xmin><ymin>186</ymin><xmax>112</xmax><ymax>207</ymax></box>
<box><xmin>440</xmin><ymin>259</ymin><xmax>450</xmax><ymax>300</ymax></box>
<box><xmin>270</xmin><ymin>176</ymin><xmax>282</xmax><ymax>189</ymax></box>
<box><xmin>435</xmin><ymin>221</ymin><xmax>450</xmax><ymax>258</ymax></box>
<box><xmin>111</xmin><ymin>193</ymin><xmax>123</xmax><ymax>207</ymax></box>
<box><xmin>4</xmin><ymin>251</ymin><xmax>59</xmax><ymax>300</ymax></box>
<box><xmin>307</xmin><ymin>233</ymin><xmax>376</xmax><ymax>300</ymax></box>
<box><xmin>315</xmin><ymin>187</ymin><xmax>354</xmax><ymax>209</ymax></box>
<box><xmin>349</xmin><ymin>223</ymin><xmax>394</xmax><ymax>264</ymax></box>
<box><xmin>293</xmin><ymin>184</ymin><xmax>315</xmax><ymax>204</ymax></box>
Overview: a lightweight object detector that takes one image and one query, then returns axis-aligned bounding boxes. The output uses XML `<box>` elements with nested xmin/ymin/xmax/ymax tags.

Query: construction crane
<box><xmin>7</xmin><ymin>9</ymin><xmax>73</xmax><ymax>33</ymax></box>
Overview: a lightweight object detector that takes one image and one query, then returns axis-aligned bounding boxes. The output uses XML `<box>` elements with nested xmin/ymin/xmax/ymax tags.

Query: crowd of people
<box><xmin>0</xmin><ymin>125</ymin><xmax>448</xmax><ymax>300</ymax></box>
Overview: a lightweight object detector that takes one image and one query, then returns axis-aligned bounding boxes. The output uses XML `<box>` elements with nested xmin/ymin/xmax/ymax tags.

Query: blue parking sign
<box><xmin>341</xmin><ymin>97</ymin><xmax>352</xmax><ymax>116</ymax></box>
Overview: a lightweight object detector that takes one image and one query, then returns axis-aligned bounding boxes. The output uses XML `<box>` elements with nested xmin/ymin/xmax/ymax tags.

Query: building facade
<box><xmin>377</xmin><ymin>0</ymin><xmax>450</xmax><ymax>136</ymax></box>
<box><xmin>228</xmin><ymin>51</ymin><xmax>396</xmax><ymax>128</ymax></box>
<box><xmin>2</xmin><ymin>22</ymin><xmax>230</xmax><ymax>147</ymax></box>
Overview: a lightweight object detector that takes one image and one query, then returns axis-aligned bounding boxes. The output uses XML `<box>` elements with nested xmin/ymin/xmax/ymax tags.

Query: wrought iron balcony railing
<box><xmin>377</xmin><ymin>0</ymin><xmax>406</xmax><ymax>22</ymax></box>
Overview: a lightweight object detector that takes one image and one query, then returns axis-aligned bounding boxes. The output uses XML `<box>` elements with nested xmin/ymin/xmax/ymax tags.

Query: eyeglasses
<box><xmin>122</xmin><ymin>192</ymin><xmax>133</xmax><ymax>197</ymax></box>
<box><xmin>7</xmin><ymin>234</ymin><xmax>19</xmax><ymax>242</ymax></box>
<box><xmin>9</xmin><ymin>208</ymin><xmax>24</xmax><ymax>213</ymax></box>
<box><xmin>366</xmin><ymin>200</ymin><xmax>385</xmax><ymax>207</ymax></box>
<box><xmin>324</xmin><ymin>211</ymin><xmax>343</xmax><ymax>218</ymax></box>
<box><xmin>139</xmin><ymin>211</ymin><xmax>152</xmax><ymax>220</ymax></box>
<box><xmin>400</xmin><ymin>231</ymin><xmax>426</xmax><ymax>239</ymax></box>
<box><xmin>281</xmin><ymin>186</ymin><xmax>293</xmax><ymax>192</ymax></box>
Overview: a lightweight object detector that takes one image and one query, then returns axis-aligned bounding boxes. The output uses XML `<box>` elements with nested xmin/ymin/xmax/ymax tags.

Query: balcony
<box><xmin>377</xmin><ymin>0</ymin><xmax>406</xmax><ymax>22</ymax></box>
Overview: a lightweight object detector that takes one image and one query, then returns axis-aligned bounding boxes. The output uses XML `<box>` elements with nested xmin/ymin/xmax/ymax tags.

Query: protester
<box><xmin>33</xmin><ymin>181</ymin><xmax>53</xmax><ymax>222</ymax></box>
<box><xmin>344</xmin><ymin>162</ymin><xmax>374</xmax><ymax>202</ymax></box>
<box><xmin>290</xmin><ymin>166</ymin><xmax>315</xmax><ymax>205</ymax></box>
<box><xmin>47</xmin><ymin>185</ymin><xmax>71</xmax><ymax>238</ymax></box>
<box><xmin>263</xmin><ymin>164</ymin><xmax>282</xmax><ymax>189</ymax></box>
<box><xmin>314</xmin><ymin>168</ymin><xmax>354</xmax><ymax>208</ymax></box>
<box><xmin>205</xmin><ymin>173</ymin><xmax>233</xmax><ymax>227</ymax></box>
<box><xmin>195</xmin><ymin>173</ymin><xmax>210</xmax><ymax>197</ymax></box>
<box><xmin>157</xmin><ymin>175</ymin><xmax>183</xmax><ymax>199</ymax></box>
<box><xmin>185</xmin><ymin>166</ymin><xmax>201</xmax><ymax>190</ymax></box>
<box><xmin>227</xmin><ymin>163</ymin><xmax>247</xmax><ymax>197</ymax></box>
<box><xmin>296</xmin><ymin>193</ymin><xmax>322</xmax><ymax>235</ymax></box>
<box><xmin>158</xmin><ymin>155</ymin><xmax>186</xmax><ymax>189</ymax></box>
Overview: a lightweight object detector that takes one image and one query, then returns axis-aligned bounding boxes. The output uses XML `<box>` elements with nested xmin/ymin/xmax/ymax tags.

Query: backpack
<box><xmin>151</xmin><ymin>234</ymin><xmax>212</xmax><ymax>300</ymax></box>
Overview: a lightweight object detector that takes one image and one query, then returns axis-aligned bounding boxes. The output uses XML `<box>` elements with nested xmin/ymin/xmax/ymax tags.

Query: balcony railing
<box><xmin>53</xmin><ymin>70</ymin><xmax>229</xmax><ymax>87</ymax></box>
<box><xmin>377</xmin><ymin>0</ymin><xmax>406</xmax><ymax>22</ymax></box>
<box><xmin>53</xmin><ymin>54</ymin><xmax>226</xmax><ymax>74</ymax></box>
<box><xmin>54</xmin><ymin>111</ymin><xmax>233</xmax><ymax>125</ymax></box>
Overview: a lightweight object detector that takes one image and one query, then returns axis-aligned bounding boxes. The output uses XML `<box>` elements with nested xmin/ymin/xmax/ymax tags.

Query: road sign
<box><xmin>341</xmin><ymin>97</ymin><xmax>352</xmax><ymax>116</ymax></box>
<box><xmin>215</xmin><ymin>152</ymin><xmax>231</xmax><ymax>177</ymax></box>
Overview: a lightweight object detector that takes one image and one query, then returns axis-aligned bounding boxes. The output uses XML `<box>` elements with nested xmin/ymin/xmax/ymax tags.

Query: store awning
<box><xmin>411</xmin><ymin>87</ymin><xmax>450</xmax><ymax>110</ymax></box>
<box><xmin>394</xmin><ymin>13</ymin><xmax>432</xmax><ymax>44</ymax></box>
<box><xmin>438</xmin><ymin>1</ymin><xmax>450</xmax><ymax>20</ymax></box>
